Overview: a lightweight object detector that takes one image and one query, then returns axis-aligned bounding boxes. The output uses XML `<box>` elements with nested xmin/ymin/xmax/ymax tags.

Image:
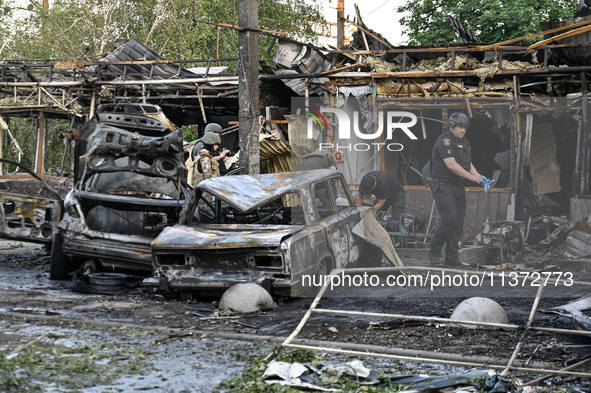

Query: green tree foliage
<box><xmin>397</xmin><ymin>0</ymin><xmax>579</xmax><ymax>46</ymax></box>
<box><xmin>5</xmin><ymin>0</ymin><xmax>325</xmax><ymax>61</ymax></box>
<box><xmin>0</xmin><ymin>0</ymin><xmax>14</xmax><ymax>56</ymax></box>
<box><xmin>0</xmin><ymin>117</ymin><xmax>70</xmax><ymax>176</ymax></box>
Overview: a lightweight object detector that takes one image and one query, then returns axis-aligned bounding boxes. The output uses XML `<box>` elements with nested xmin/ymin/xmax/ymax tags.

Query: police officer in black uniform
<box><xmin>429</xmin><ymin>112</ymin><xmax>483</xmax><ymax>267</ymax></box>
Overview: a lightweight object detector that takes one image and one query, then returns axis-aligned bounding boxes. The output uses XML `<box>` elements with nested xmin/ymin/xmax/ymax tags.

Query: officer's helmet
<box><xmin>202</xmin><ymin>132</ymin><xmax>221</xmax><ymax>146</ymax></box>
<box><xmin>204</xmin><ymin>123</ymin><xmax>223</xmax><ymax>134</ymax></box>
<box><xmin>448</xmin><ymin>112</ymin><xmax>469</xmax><ymax>129</ymax></box>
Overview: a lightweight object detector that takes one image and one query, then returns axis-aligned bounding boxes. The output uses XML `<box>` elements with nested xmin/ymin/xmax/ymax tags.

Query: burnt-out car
<box><xmin>146</xmin><ymin>170</ymin><xmax>371</xmax><ymax>297</ymax></box>
<box><xmin>50</xmin><ymin>104</ymin><xmax>189</xmax><ymax>279</ymax></box>
<box><xmin>0</xmin><ymin>159</ymin><xmax>67</xmax><ymax>245</ymax></box>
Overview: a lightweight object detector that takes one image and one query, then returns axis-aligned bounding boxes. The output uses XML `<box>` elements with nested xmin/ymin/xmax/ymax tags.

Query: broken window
<box><xmin>330</xmin><ymin>176</ymin><xmax>353</xmax><ymax>210</ymax></box>
<box><xmin>192</xmin><ymin>191</ymin><xmax>303</xmax><ymax>226</ymax></box>
<box><xmin>83</xmin><ymin>171</ymin><xmax>183</xmax><ymax>200</ymax></box>
<box><xmin>313</xmin><ymin>180</ymin><xmax>336</xmax><ymax>220</ymax></box>
<box><xmin>221</xmin><ymin>192</ymin><xmax>300</xmax><ymax>225</ymax></box>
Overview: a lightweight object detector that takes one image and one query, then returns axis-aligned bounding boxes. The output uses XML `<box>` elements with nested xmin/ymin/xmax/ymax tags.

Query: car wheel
<box><xmin>316</xmin><ymin>258</ymin><xmax>332</xmax><ymax>278</ymax></box>
<box><xmin>158</xmin><ymin>277</ymin><xmax>178</xmax><ymax>299</ymax></box>
<box><xmin>49</xmin><ymin>232</ymin><xmax>69</xmax><ymax>280</ymax></box>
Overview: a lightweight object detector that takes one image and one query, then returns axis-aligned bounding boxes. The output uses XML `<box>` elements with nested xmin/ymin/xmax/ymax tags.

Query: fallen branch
<box><xmin>191</xmin><ymin>312</ymin><xmax>260</xmax><ymax>329</ymax></box>
<box><xmin>152</xmin><ymin>325</ymin><xmax>200</xmax><ymax>344</ymax></box>
<box><xmin>9</xmin><ymin>333</ymin><xmax>64</xmax><ymax>355</ymax></box>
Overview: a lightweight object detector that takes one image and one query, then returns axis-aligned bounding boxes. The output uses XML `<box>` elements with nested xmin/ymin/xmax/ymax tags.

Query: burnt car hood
<box><xmin>195</xmin><ymin>170</ymin><xmax>334</xmax><ymax>212</ymax></box>
<box><xmin>153</xmin><ymin>224</ymin><xmax>304</xmax><ymax>250</ymax></box>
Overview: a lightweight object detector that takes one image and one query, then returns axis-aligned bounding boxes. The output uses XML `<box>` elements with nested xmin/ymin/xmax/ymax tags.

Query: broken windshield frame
<box><xmin>189</xmin><ymin>189</ymin><xmax>302</xmax><ymax>226</ymax></box>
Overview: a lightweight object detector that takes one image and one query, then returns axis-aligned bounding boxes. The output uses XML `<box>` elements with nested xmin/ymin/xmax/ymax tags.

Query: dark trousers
<box><xmin>430</xmin><ymin>183</ymin><xmax>466</xmax><ymax>261</ymax></box>
<box><xmin>374</xmin><ymin>193</ymin><xmax>406</xmax><ymax>222</ymax></box>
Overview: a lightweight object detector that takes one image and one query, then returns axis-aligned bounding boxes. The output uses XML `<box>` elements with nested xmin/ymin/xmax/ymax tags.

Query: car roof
<box><xmin>195</xmin><ymin>170</ymin><xmax>338</xmax><ymax>212</ymax></box>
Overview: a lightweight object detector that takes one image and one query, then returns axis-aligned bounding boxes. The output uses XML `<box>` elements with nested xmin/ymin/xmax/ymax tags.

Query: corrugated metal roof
<box><xmin>91</xmin><ymin>38</ymin><xmax>197</xmax><ymax>80</ymax></box>
<box><xmin>448</xmin><ymin>16</ymin><xmax>481</xmax><ymax>44</ymax></box>
<box><xmin>260</xmin><ymin>135</ymin><xmax>291</xmax><ymax>173</ymax></box>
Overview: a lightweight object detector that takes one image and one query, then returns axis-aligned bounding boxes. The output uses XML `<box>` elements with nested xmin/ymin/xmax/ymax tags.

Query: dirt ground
<box><xmin>1</xmin><ymin>239</ymin><xmax>591</xmax><ymax>392</ymax></box>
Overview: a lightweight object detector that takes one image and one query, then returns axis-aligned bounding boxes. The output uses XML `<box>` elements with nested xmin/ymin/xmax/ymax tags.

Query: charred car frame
<box><xmin>50</xmin><ymin>103</ymin><xmax>189</xmax><ymax>279</ymax></box>
<box><xmin>146</xmin><ymin>170</ymin><xmax>370</xmax><ymax>297</ymax></box>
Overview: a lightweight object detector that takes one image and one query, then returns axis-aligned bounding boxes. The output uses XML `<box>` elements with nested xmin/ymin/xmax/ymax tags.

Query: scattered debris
<box><xmin>481</xmin><ymin>221</ymin><xmax>525</xmax><ymax>264</ymax></box>
<box><xmin>261</xmin><ymin>360</ymin><xmax>517</xmax><ymax>392</ymax></box>
<box><xmin>566</xmin><ymin>229</ymin><xmax>591</xmax><ymax>259</ymax></box>
<box><xmin>544</xmin><ymin>294</ymin><xmax>591</xmax><ymax>331</ymax></box>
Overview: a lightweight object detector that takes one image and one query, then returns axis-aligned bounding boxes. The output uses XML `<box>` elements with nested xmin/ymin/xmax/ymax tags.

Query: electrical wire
<box><xmin>368</xmin><ymin>0</ymin><xmax>390</xmax><ymax>15</ymax></box>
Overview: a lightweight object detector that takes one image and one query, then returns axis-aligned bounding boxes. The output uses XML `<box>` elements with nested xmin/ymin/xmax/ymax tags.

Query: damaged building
<box><xmin>3</xmin><ymin>12</ymin><xmax>591</xmax><ymax>272</ymax></box>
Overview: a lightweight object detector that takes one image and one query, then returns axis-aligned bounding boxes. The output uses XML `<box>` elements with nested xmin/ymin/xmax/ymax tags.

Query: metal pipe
<box><xmin>99</xmin><ymin>76</ymin><xmax>240</xmax><ymax>85</ymax></box>
<box><xmin>0</xmin><ymin>81</ymin><xmax>85</xmax><ymax>87</ymax></box>
<box><xmin>520</xmin><ymin>356</ymin><xmax>591</xmax><ymax>387</ymax></box>
<box><xmin>312</xmin><ymin>308</ymin><xmax>519</xmax><ymax>329</ymax></box>
<box><xmin>367</xmin><ymin>66</ymin><xmax>591</xmax><ymax>79</ymax></box>
<box><xmin>578</xmin><ymin>72</ymin><xmax>588</xmax><ymax>198</ymax></box>
<box><xmin>501</xmin><ymin>283</ymin><xmax>544</xmax><ymax>375</ymax></box>
<box><xmin>265</xmin><ymin>267</ymin><xmax>334</xmax><ymax>362</ymax></box>
<box><xmin>311</xmin><ymin>308</ymin><xmax>591</xmax><ymax>338</ymax></box>
<box><xmin>284</xmin><ymin>344</ymin><xmax>591</xmax><ymax>378</ymax></box>
<box><xmin>328</xmin><ymin>43</ymin><xmax>591</xmax><ymax>56</ymax></box>
<box><xmin>529</xmin><ymin>326</ymin><xmax>591</xmax><ymax>337</ymax></box>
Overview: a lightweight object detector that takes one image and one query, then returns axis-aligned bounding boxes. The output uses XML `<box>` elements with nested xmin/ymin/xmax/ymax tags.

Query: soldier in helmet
<box><xmin>189</xmin><ymin>132</ymin><xmax>221</xmax><ymax>186</ymax></box>
<box><xmin>192</xmin><ymin>123</ymin><xmax>231</xmax><ymax>175</ymax></box>
<box><xmin>428</xmin><ymin>112</ymin><xmax>483</xmax><ymax>267</ymax></box>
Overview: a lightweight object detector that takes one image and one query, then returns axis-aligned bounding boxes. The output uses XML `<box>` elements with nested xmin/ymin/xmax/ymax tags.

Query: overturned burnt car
<box><xmin>50</xmin><ymin>104</ymin><xmax>189</xmax><ymax>279</ymax></box>
<box><xmin>145</xmin><ymin>170</ymin><xmax>376</xmax><ymax>297</ymax></box>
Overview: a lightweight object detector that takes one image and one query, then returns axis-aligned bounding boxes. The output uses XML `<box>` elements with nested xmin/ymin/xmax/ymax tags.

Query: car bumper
<box><xmin>63</xmin><ymin>237</ymin><xmax>153</xmax><ymax>271</ymax></box>
<box><xmin>143</xmin><ymin>276</ymin><xmax>292</xmax><ymax>296</ymax></box>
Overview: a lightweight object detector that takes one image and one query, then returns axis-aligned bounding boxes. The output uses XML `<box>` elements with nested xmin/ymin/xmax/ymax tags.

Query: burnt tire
<box><xmin>49</xmin><ymin>233</ymin><xmax>68</xmax><ymax>280</ymax></box>
<box><xmin>316</xmin><ymin>258</ymin><xmax>332</xmax><ymax>278</ymax></box>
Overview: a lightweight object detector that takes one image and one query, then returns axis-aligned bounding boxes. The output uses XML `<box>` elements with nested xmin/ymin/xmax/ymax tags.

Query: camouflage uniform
<box><xmin>189</xmin><ymin>149</ymin><xmax>220</xmax><ymax>186</ymax></box>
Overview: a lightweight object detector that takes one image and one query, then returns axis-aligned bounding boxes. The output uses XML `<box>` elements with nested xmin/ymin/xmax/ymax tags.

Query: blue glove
<box><xmin>481</xmin><ymin>176</ymin><xmax>494</xmax><ymax>193</ymax></box>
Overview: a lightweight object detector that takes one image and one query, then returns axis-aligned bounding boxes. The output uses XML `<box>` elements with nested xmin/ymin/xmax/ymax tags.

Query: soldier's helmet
<box><xmin>202</xmin><ymin>132</ymin><xmax>221</xmax><ymax>145</ymax></box>
<box><xmin>448</xmin><ymin>112</ymin><xmax>470</xmax><ymax>128</ymax></box>
<box><xmin>204</xmin><ymin>123</ymin><xmax>223</xmax><ymax>134</ymax></box>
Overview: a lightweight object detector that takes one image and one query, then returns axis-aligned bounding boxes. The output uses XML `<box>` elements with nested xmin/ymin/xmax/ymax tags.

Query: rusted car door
<box><xmin>330</xmin><ymin>175</ymin><xmax>362</xmax><ymax>265</ymax></box>
<box><xmin>312</xmin><ymin>179</ymin><xmax>350</xmax><ymax>270</ymax></box>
